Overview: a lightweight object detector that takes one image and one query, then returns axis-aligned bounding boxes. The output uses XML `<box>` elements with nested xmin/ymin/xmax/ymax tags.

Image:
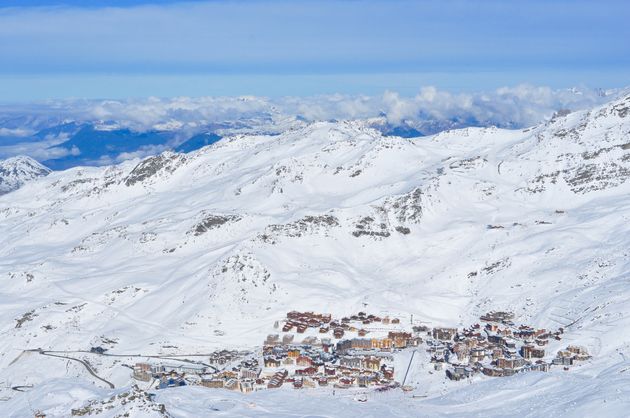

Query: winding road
<box><xmin>29</xmin><ymin>349</ymin><xmax>115</xmax><ymax>389</ymax></box>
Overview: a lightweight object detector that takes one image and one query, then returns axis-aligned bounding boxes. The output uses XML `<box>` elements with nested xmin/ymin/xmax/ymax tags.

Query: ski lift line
<box><xmin>402</xmin><ymin>349</ymin><xmax>417</xmax><ymax>387</ymax></box>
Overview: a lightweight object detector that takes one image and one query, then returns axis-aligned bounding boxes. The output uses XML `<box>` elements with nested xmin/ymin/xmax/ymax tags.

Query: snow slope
<box><xmin>1</xmin><ymin>94</ymin><xmax>629</xmax><ymax>417</ymax></box>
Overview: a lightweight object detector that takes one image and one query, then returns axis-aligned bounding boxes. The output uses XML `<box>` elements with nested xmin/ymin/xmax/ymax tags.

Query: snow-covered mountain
<box><xmin>1</xmin><ymin>94</ymin><xmax>629</xmax><ymax>417</ymax></box>
<box><xmin>0</xmin><ymin>87</ymin><xmax>621</xmax><ymax>171</ymax></box>
<box><xmin>0</xmin><ymin>155</ymin><xmax>51</xmax><ymax>195</ymax></box>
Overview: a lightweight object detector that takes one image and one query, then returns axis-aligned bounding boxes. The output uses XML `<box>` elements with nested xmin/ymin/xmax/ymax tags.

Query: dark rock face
<box><xmin>352</xmin><ymin>216</ymin><xmax>391</xmax><ymax>238</ymax></box>
<box><xmin>124</xmin><ymin>153</ymin><xmax>183</xmax><ymax>186</ymax></box>
<box><xmin>261</xmin><ymin>215</ymin><xmax>340</xmax><ymax>243</ymax></box>
<box><xmin>192</xmin><ymin>214</ymin><xmax>241</xmax><ymax>236</ymax></box>
<box><xmin>389</xmin><ymin>187</ymin><xmax>423</xmax><ymax>224</ymax></box>
<box><xmin>395</xmin><ymin>226</ymin><xmax>411</xmax><ymax>235</ymax></box>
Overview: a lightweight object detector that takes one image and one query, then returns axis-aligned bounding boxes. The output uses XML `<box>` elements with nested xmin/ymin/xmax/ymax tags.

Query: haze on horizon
<box><xmin>0</xmin><ymin>0</ymin><xmax>629</xmax><ymax>101</ymax></box>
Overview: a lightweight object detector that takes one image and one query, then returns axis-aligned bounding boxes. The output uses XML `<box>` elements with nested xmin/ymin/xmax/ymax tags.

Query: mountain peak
<box><xmin>0</xmin><ymin>155</ymin><xmax>51</xmax><ymax>195</ymax></box>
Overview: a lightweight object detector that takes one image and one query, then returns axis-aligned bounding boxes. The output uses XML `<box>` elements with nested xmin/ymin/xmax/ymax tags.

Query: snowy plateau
<box><xmin>1</xmin><ymin>94</ymin><xmax>630</xmax><ymax>417</ymax></box>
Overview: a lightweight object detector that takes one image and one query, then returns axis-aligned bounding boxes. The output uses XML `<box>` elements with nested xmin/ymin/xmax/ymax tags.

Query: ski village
<box><xmin>116</xmin><ymin>310</ymin><xmax>591</xmax><ymax>397</ymax></box>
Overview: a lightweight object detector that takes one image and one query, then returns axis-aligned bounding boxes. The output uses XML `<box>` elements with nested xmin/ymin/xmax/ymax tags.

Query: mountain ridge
<box><xmin>0</xmin><ymin>93</ymin><xmax>629</xmax><ymax>416</ymax></box>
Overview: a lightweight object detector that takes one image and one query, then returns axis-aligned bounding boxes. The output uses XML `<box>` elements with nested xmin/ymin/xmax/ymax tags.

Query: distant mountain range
<box><xmin>0</xmin><ymin>88</ymin><xmax>621</xmax><ymax>172</ymax></box>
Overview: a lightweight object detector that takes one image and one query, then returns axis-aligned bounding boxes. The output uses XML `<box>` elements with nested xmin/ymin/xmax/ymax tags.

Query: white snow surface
<box><xmin>1</xmin><ymin>94</ymin><xmax>630</xmax><ymax>417</ymax></box>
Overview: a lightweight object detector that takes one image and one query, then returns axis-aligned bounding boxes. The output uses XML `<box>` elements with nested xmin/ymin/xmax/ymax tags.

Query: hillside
<box><xmin>0</xmin><ymin>94</ymin><xmax>629</xmax><ymax>417</ymax></box>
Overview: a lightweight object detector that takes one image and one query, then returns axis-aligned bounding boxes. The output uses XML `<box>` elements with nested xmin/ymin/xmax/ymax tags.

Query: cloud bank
<box><xmin>0</xmin><ymin>85</ymin><xmax>624</xmax><ymax>166</ymax></box>
<box><xmin>0</xmin><ymin>85</ymin><xmax>614</xmax><ymax>131</ymax></box>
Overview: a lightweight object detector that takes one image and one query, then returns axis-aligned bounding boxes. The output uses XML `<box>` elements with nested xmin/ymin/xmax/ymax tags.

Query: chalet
<box><xmin>552</xmin><ymin>356</ymin><xmax>574</xmax><ymax>366</ymax></box>
<box><xmin>389</xmin><ymin>331</ymin><xmax>412</xmax><ymax>348</ymax></box>
<box><xmin>303</xmin><ymin>378</ymin><xmax>317</xmax><ymax>388</ymax></box>
<box><xmin>158</xmin><ymin>377</ymin><xmax>187</xmax><ymax>389</ymax></box>
<box><xmin>308</xmin><ymin>318</ymin><xmax>321</xmax><ymax>328</ymax></box>
<box><xmin>432</xmin><ymin>327</ymin><xmax>457</xmax><ymax>341</ymax></box>
<box><xmin>535</xmin><ymin>338</ymin><xmax>549</xmax><ymax>346</ymax></box>
<box><xmin>287</xmin><ymin>311</ymin><xmax>301</xmax><ymax>319</ymax></box>
<box><xmin>480</xmin><ymin>311</ymin><xmax>514</xmax><ymax>324</ymax></box>
<box><xmin>363</xmin><ymin>357</ymin><xmax>381</xmax><ymax>371</ymax></box>
<box><xmin>133</xmin><ymin>363</ymin><xmax>152</xmax><ymax>382</ymax></box>
<box><xmin>391</xmin><ymin>318</ymin><xmax>400</xmax><ymax>324</ymax></box>
<box><xmin>288</xmin><ymin>348</ymin><xmax>301</xmax><ymax>358</ymax></box>
<box><xmin>567</xmin><ymin>345</ymin><xmax>589</xmax><ymax>357</ymax></box>
<box><xmin>487</xmin><ymin>334</ymin><xmax>504</xmax><ymax>345</ymax></box>
<box><xmin>521</xmin><ymin>345</ymin><xmax>545</xmax><ymax>359</ymax></box>
<box><xmin>200</xmin><ymin>379</ymin><xmax>224</xmax><ymax>388</ymax></box>
<box><xmin>413</xmin><ymin>325</ymin><xmax>429</xmax><ymax>333</ymax></box>
<box><xmin>358</xmin><ymin>329</ymin><xmax>368</xmax><ymax>337</ymax></box>
<box><xmin>381</xmin><ymin>366</ymin><xmax>395</xmax><ymax>380</ymax></box>
<box><xmin>351</xmin><ymin>338</ymin><xmax>372</xmax><ymax>350</ymax></box>
<box><xmin>265</xmin><ymin>334</ymin><xmax>280</xmax><ymax>345</ymax></box>
<box><xmin>496</xmin><ymin>357</ymin><xmax>526</xmax><ymax>369</ymax></box>
<box><xmin>267</xmin><ymin>370</ymin><xmax>288</xmax><ymax>388</ymax></box>
<box><xmin>303</xmin><ymin>336</ymin><xmax>319</xmax><ymax>345</ymax></box>
<box><xmin>297</xmin><ymin>324</ymin><xmax>308</xmax><ymax>333</ymax></box>
<box><xmin>320</xmin><ymin>325</ymin><xmax>330</xmax><ymax>333</ymax></box>
<box><xmin>357</xmin><ymin>375</ymin><xmax>371</xmax><ymax>387</ymax></box>
<box><xmin>527</xmin><ymin>361</ymin><xmax>550</xmax><ymax>372</ymax></box>
<box><xmin>240</xmin><ymin>368</ymin><xmax>260</xmax><ymax>379</ymax></box>
<box><xmin>264</xmin><ymin>357</ymin><xmax>281</xmax><ymax>368</ymax></box>
<box><xmin>470</xmin><ymin>348</ymin><xmax>486</xmax><ymax>362</ymax></box>
<box><xmin>446</xmin><ymin>367</ymin><xmax>472</xmax><ymax>381</ymax></box>
<box><xmin>486</xmin><ymin>323</ymin><xmax>499</xmax><ymax>333</ymax></box>
<box><xmin>371</xmin><ymin>337</ymin><xmax>392</xmax><ymax>349</ymax></box>
<box><xmin>254</xmin><ymin>379</ymin><xmax>267</xmax><ymax>391</ymax></box>
<box><xmin>482</xmin><ymin>366</ymin><xmax>503</xmax><ymax>377</ymax></box>
<box><xmin>296</xmin><ymin>367</ymin><xmax>318</xmax><ymax>376</ymax></box>
<box><xmin>333</xmin><ymin>328</ymin><xmax>345</xmax><ymax>338</ymax></box>
<box><xmin>491</xmin><ymin>347</ymin><xmax>503</xmax><ymax>359</ymax></box>
<box><xmin>224</xmin><ymin>378</ymin><xmax>239</xmax><ymax>391</ymax></box>
<box><xmin>296</xmin><ymin>355</ymin><xmax>313</xmax><ymax>366</ymax></box>
<box><xmin>340</xmin><ymin>356</ymin><xmax>362</xmax><ymax>369</ymax></box>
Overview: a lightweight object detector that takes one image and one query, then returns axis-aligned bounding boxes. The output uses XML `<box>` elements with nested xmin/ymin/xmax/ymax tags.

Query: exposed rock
<box><xmin>124</xmin><ymin>152</ymin><xmax>184</xmax><ymax>186</ymax></box>
<box><xmin>352</xmin><ymin>215</ymin><xmax>391</xmax><ymax>238</ymax></box>
<box><xmin>260</xmin><ymin>214</ymin><xmax>339</xmax><ymax>243</ymax></box>
<box><xmin>192</xmin><ymin>213</ymin><xmax>241</xmax><ymax>236</ymax></box>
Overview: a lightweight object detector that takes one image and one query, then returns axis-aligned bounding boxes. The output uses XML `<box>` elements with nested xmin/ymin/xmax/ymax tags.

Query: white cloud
<box><xmin>0</xmin><ymin>85</ymin><xmax>625</xmax><ymax>166</ymax></box>
<box><xmin>0</xmin><ymin>127</ymin><xmax>35</xmax><ymax>137</ymax></box>
<box><xmin>3</xmin><ymin>86</ymin><xmax>623</xmax><ymax>134</ymax></box>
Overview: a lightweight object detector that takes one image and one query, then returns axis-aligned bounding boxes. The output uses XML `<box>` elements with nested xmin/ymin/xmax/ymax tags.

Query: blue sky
<box><xmin>0</xmin><ymin>0</ymin><xmax>629</xmax><ymax>101</ymax></box>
